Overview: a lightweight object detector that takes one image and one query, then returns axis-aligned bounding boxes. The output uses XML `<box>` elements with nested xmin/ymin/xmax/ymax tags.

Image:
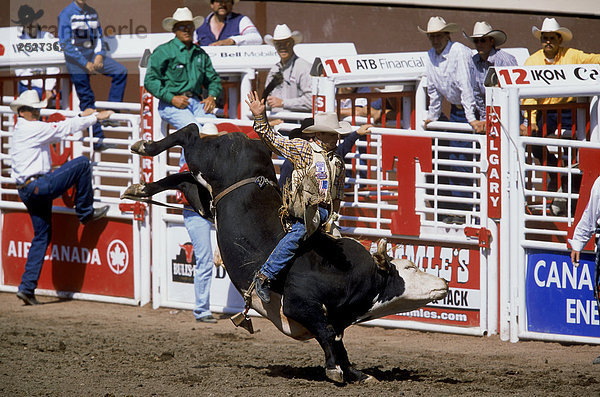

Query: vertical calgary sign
<box><xmin>486</xmin><ymin>106</ymin><xmax>501</xmax><ymax>218</ymax></box>
<box><xmin>140</xmin><ymin>87</ymin><xmax>153</xmax><ymax>183</ymax></box>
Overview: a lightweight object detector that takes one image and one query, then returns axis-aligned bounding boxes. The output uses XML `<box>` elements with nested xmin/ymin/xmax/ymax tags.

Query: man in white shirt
<box><xmin>419</xmin><ymin>16</ymin><xmax>481</xmax><ymax>224</ymax></box>
<box><xmin>568</xmin><ymin>175</ymin><xmax>600</xmax><ymax>363</ymax></box>
<box><xmin>10</xmin><ymin>90</ymin><xmax>112</xmax><ymax>306</ymax></box>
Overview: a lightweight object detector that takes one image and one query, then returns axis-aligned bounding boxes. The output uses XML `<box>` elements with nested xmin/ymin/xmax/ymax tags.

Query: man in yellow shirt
<box><xmin>521</xmin><ymin>18</ymin><xmax>600</xmax><ymax>214</ymax></box>
<box><xmin>522</xmin><ymin>18</ymin><xmax>600</xmax><ymax>136</ymax></box>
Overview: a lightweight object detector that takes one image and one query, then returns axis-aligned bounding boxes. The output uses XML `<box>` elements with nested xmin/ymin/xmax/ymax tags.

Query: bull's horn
<box><xmin>373</xmin><ymin>238</ymin><xmax>392</xmax><ymax>272</ymax></box>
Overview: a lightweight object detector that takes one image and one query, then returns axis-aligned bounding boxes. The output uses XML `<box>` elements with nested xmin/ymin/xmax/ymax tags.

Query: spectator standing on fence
<box><xmin>465</xmin><ymin>21</ymin><xmax>517</xmax><ymax>132</ymax></box>
<box><xmin>145</xmin><ymin>7</ymin><xmax>223</xmax><ymax>323</ymax></box>
<box><xmin>195</xmin><ymin>0</ymin><xmax>262</xmax><ymax>46</ymax></box>
<box><xmin>568</xmin><ymin>175</ymin><xmax>600</xmax><ymax>363</ymax></box>
<box><xmin>521</xmin><ymin>18</ymin><xmax>600</xmax><ymax>215</ymax></box>
<box><xmin>419</xmin><ymin>16</ymin><xmax>481</xmax><ymax>224</ymax></box>
<box><xmin>10</xmin><ymin>90</ymin><xmax>111</xmax><ymax>306</ymax></box>
<box><xmin>263</xmin><ymin>24</ymin><xmax>312</xmax><ymax>113</ymax></box>
<box><xmin>58</xmin><ymin>0</ymin><xmax>127</xmax><ymax>151</ymax></box>
<box><xmin>521</xmin><ymin>18</ymin><xmax>600</xmax><ymax>138</ymax></box>
<box><xmin>13</xmin><ymin>5</ymin><xmax>60</xmax><ymax>103</ymax></box>
<box><xmin>420</xmin><ymin>16</ymin><xmax>482</xmax><ymax>133</ymax></box>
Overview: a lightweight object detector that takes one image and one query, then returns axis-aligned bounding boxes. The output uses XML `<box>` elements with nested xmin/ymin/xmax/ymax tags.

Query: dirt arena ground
<box><xmin>1</xmin><ymin>291</ymin><xmax>598</xmax><ymax>396</ymax></box>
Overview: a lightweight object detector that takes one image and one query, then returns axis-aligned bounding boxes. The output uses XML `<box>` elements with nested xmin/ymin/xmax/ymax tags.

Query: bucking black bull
<box><xmin>122</xmin><ymin>124</ymin><xmax>448</xmax><ymax>383</ymax></box>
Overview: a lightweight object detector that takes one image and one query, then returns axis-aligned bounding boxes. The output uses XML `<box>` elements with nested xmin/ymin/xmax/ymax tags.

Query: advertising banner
<box><xmin>2</xmin><ymin>211</ymin><xmax>134</xmax><ymax>298</ymax></box>
<box><xmin>164</xmin><ymin>222</ymin><xmax>244</xmax><ymax>312</ymax></box>
<box><xmin>526</xmin><ymin>249</ymin><xmax>599</xmax><ymax>338</ymax></box>
<box><xmin>362</xmin><ymin>238</ymin><xmax>481</xmax><ymax>328</ymax></box>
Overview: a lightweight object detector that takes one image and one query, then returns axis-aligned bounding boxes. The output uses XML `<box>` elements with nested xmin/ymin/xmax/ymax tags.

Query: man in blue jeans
<box><xmin>177</xmin><ymin>124</ymin><xmax>221</xmax><ymax>323</ymax></box>
<box><xmin>10</xmin><ymin>90</ymin><xmax>112</xmax><ymax>305</ymax></box>
<box><xmin>145</xmin><ymin>7</ymin><xmax>222</xmax><ymax>323</ymax></box>
<box><xmin>58</xmin><ymin>0</ymin><xmax>127</xmax><ymax>150</ymax></box>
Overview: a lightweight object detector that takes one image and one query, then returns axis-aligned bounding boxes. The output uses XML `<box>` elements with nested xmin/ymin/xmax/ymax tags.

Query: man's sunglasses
<box><xmin>473</xmin><ymin>37</ymin><xmax>490</xmax><ymax>43</ymax></box>
<box><xmin>174</xmin><ymin>23</ymin><xmax>195</xmax><ymax>31</ymax></box>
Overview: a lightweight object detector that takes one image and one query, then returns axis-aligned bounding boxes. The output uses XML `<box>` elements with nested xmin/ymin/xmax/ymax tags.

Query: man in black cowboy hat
<box><xmin>13</xmin><ymin>4</ymin><xmax>59</xmax><ymax>102</ymax></box>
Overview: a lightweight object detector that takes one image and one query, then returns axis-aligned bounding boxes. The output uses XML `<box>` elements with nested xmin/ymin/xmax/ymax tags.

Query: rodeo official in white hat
<box><xmin>262</xmin><ymin>24</ymin><xmax>312</xmax><ymax>113</ymax></box>
<box><xmin>10</xmin><ymin>90</ymin><xmax>113</xmax><ymax>306</ymax></box>
<box><xmin>522</xmin><ymin>16</ymin><xmax>600</xmax><ymax>130</ymax></box>
<box><xmin>245</xmin><ymin>91</ymin><xmax>348</xmax><ymax>304</ymax></box>
<box><xmin>465</xmin><ymin>21</ymin><xmax>517</xmax><ymax>130</ymax></box>
<box><xmin>419</xmin><ymin>16</ymin><xmax>482</xmax><ymax>223</ymax></box>
<box><xmin>520</xmin><ymin>17</ymin><xmax>600</xmax><ymax>213</ymax></box>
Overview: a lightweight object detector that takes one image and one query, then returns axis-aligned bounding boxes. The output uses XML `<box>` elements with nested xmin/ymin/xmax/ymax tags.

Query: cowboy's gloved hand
<box><xmin>324</xmin><ymin>213</ymin><xmax>341</xmax><ymax>237</ymax></box>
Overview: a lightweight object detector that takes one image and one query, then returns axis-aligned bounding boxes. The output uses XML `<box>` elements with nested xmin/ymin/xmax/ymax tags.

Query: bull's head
<box><xmin>358</xmin><ymin>257</ymin><xmax>449</xmax><ymax>323</ymax></box>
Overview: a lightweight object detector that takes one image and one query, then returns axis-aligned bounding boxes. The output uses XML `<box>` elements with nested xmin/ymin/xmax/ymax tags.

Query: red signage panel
<box><xmin>2</xmin><ymin>211</ymin><xmax>134</xmax><ymax>298</ymax></box>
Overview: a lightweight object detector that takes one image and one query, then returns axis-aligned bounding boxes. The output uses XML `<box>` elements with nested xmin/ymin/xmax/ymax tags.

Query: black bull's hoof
<box><xmin>130</xmin><ymin>140</ymin><xmax>153</xmax><ymax>156</ymax></box>
<box><xmin>325</xmin><ymin>366</ymin><xmax>377</xmax><ymax>384</ymax></box>
<box><xmin>120</xmin><ymin>183</ymin><xmax>148</xmax><ymax>200</ymax></box>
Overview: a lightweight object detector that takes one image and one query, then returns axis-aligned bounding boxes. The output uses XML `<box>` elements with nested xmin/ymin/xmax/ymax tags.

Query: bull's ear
<box><xmin>373</xmin><ymin>238</ymin><xmax>392</xmax><ymax>272</ymax></box>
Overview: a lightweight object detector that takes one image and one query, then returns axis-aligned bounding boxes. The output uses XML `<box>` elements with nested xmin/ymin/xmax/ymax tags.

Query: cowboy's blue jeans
<box><xmin>260</xmin><ymin>207</ymin><xmax>329</xmax><ymax>280</ymax></box>
<box><xmin>17</xmin><ymin>156</ymin><xmax>94</xmax><ymax>295</ymax></box>
<box><xmin>158</xmin><ymin>97</ymin><xmax>216</xmax><ymax>131</ymax></box>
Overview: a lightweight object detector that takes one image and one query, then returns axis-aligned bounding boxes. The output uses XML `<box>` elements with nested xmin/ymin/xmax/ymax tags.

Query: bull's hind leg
<box><xmin>282</xmin><ymin>298</ymin><xmax>344</xmax><ymax>383</ymax></box>
<box><xmin>131</xmin><ymin>123</ymin><xmax>200</xmax><ymax>157</ymax></box>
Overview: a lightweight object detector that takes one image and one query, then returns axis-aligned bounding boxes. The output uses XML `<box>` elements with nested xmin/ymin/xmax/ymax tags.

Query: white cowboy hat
<box><xmin>463</xmin><ymin>21</ymin><xmax>507</xmax><ymax>47</ymax></box>
<box><xmin>200</xmin><ymin>123</ymin><xmax>219</xmax><ymax>136</ymax></box>
<box><xmin>418</xmin><ymin>16</ymin><xmax>459</xmax><ymax>34</ymax></box>
<box><xmin>264</xmin><ymin>24</ymin><xmax>303</xmax><ymax>46</ymax></box>
<box><xmin>532</xmin><ymin>18</ymin><xmax>572</xmax><ymax>42</ymax></box>
<box><xmin>10</xmin><ymin>90</ymin><xmax>47</xmax><ymax>113</ymax></box>
<box><xmin>303</xmin><ymin>112</ymin><xmax>352</xmax><ymax>135</ymax></box>
<box><xmin>162</xmin><ymin>7</ymin><xmax>204</xmax><ymax>32</ymax></box>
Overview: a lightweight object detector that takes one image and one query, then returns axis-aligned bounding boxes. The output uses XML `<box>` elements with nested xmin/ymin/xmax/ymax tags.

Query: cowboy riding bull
<box><xmin>121</xmin><ymin>92</ymin><xmax>448</xmax><ymax>383</ymax></box>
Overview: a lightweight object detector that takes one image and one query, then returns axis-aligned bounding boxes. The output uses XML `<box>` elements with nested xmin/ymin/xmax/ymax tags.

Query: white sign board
<box><xmin>494</xmin><ymin>64</ymin><xmax>600</xmax><ymax>88</ymax></box>
<box><xmin>165</xmin><ymin>222</ymin><xmax>244</xmax><ymax>313</ymax></box>
<box><xmin>319</xmin><ymin>51</ymin><xmax>427</xmax><ymax>79</ymax></box>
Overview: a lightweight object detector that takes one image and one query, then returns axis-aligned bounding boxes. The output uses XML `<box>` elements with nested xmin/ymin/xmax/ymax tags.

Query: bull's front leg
<box><xmin>332</xmin><ymin>338</ymin><xmax>375</xmax><ymax>383</ymax></box>
<box><xmin>121</xmin><ymin>172</ymin><xmax>198</xmax><ymax>200</ymax></box>
<box><xmin>131</xmin><ymin>123</ymin><xmax>200</xmax><ymax>157</ymax></box>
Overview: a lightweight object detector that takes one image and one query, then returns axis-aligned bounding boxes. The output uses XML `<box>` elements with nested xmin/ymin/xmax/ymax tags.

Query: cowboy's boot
<box><xmin>254</xmin><ymin>272</ymin><xmax>271</xmax><ymax>304</ymax></box>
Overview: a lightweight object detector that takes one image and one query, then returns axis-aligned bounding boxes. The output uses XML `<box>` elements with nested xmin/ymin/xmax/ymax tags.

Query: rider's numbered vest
<box><xmin>283</xmin><ymin>141</ymin><xmax>344</xmax><ymax>236</ymax></box>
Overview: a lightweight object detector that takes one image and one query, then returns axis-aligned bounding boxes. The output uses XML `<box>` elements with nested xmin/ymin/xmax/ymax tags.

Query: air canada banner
<box><xmin>526</xmin><ymin>249</ymin><xmax>599</xmax><ymax>338</ymax></box>
<box><xmin>1</xmin><ymin>211</ymin><xmax>134</xmax><ymax>298</ymax></box>
<box><xmin>363</xmin><ymin>238</ymin><xmax>481</xmax><ymax>327</ymax></box>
